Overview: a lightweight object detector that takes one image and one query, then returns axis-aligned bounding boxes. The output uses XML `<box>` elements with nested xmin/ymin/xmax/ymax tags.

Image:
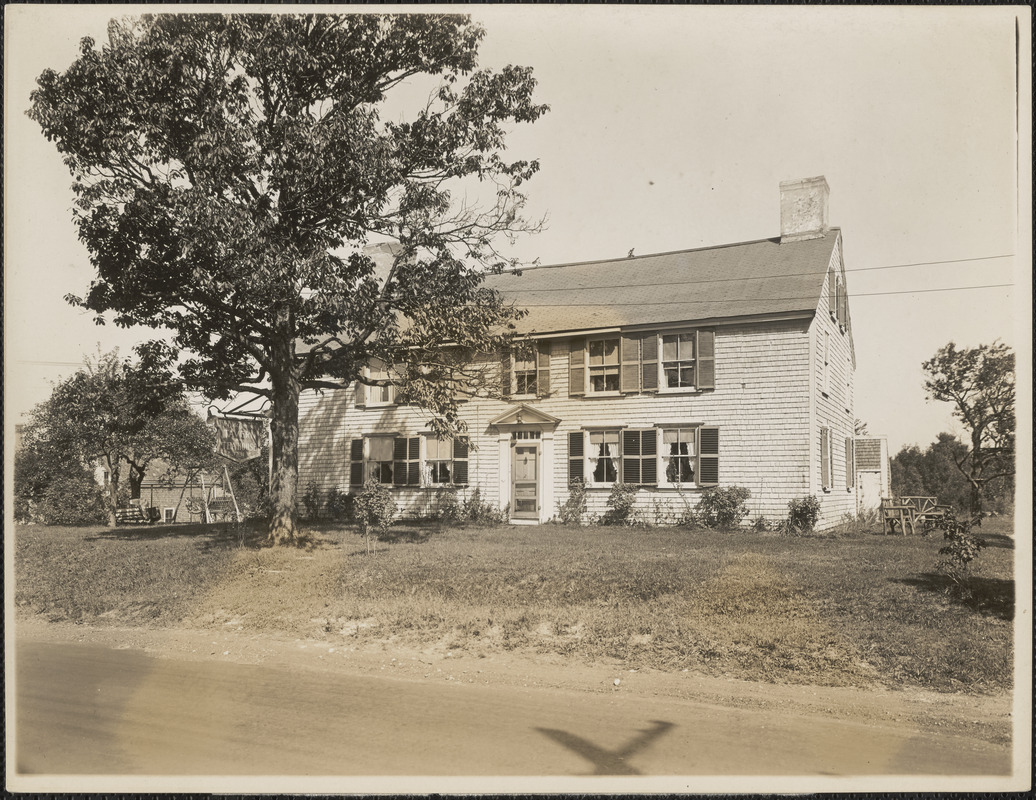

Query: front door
<box><xmin>512</xmin><ymin>443</ymin><xmax>539</xmax><ymax>519</ymax></box>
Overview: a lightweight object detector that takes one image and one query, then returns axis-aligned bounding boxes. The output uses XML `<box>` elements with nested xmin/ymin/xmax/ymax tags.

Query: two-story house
<box><xmin>298</xmin><ymin>176</ymin><xmax>858</xmax><ymax>529</ymax></box>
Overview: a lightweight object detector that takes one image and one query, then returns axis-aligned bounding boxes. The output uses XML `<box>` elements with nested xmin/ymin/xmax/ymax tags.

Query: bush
<box><xmin>695</xmin><ymin>486</ymin><xmax>751</xmax><ymax>529</ymax></box>
<box><xmin>355</xmin><ymin>480</ymin><xmax>396</xmax><ymax>553</ymax></box>
<box><xmin>603</xmin><ymin>483</ymin><xmax>638</xmax><ymax>525</ymax></box>
<box><xmin>933</xmin><ymin>509</ymin><xmax>987</xmax><ymax>599</ymax></box>
<box><xmin>435</xmin><ymin>487</ymin><xmax>461</xmax><ymax>522</ymax></box>
<box><xmin>784</xmin><ymin>494</ymin><xmax>821</xmax><ymax>533</ymax></box>
<box><xmin>33</xmin><ymin>475</ymin><xmax>108</xmax><ymax>526</ymax></box>
<box><xmin>557</xmin><ymin>479</ymin><xmax>589</xmax><ymax>525</ymax></box>
<box><xmin>325</xmin><ymin>487</ymin><xmax>354</xmax><ymax>521</ymax></box>
<box><xmin>299</xmin><ymin>481</ymin><xmax>324</xmax><ymax>521</ymax></box>
<box><xmin>751</xmin><ymin>515</ymin><xmax>771</xmax><ymax>532</ymax></box>
<box><xmin>463</xmin><ymin>487</ymin><xmax>507</xmax><ymax>525</ymax></box>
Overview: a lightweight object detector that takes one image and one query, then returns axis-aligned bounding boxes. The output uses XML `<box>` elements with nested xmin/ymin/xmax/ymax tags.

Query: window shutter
<box><xmin>697</xmin><ymin>330</ymin><xmax>715</xmax><ymax>390</ymax></box>
<box><xmin>408</xmin><ymin>437</ymin><xmax>420</xmax><ymax>460</ymax></box>
<box><xmin>820</xmin><ymin>426</ymin><xmax>830</xmax><ymax>489</ymax></box>
<box><xmin>622</xmin><ymin>429</ymin><xmax>641</xmax><ymax>484</ymax></box>
<box><xmin>536</xmin><ymin>340</ymin><xmax>551</xmax><ymax>397</ymax></box>
<box><xmin>641</xmin><ymin>333</ymin><xmax>658</xmax><ymax>392</ymax></box>
<box><xmin>829</xmin><ymin>271</ymin><xmax>837</xmax><ymax>319</ymax></box>
<box><xmin>837</xmin><ymin>281</ymin><xmax>847</xmax><ymax>328</ymax></box>
<box><xmin>393</xmin><ymin>437</ymin><xmax>408</xmax><ymax>460</ymax></box>
<box><xmin>349</xmin><ymin>439</ymin><xmax>363</xmax><ymax>486</ymax></box>
<box><xmin>620</xmin><ymin>334</ymin><xmax>640</xmax><ymax>393</ymax></box>
<box><xmin>568</xmin><ymin>338</ymin><xmax>586</xmax><ymax>396</ymax></box>
<box><xmin>454</xmin><ymin>437</ymin><xmax>469</xmax><ymax>485</ymax></box>
<box><xmin>356</xmin><ymin>381</ymin><xmax>367</xmax><ymax>409</ymax></box>
<box><xmin>697</xmin><ymin>427</ymin><xmax>719</xmax><ymax>486</ymax></box>
<box><xmin>641</xmin><ymin>430</ymin><xmax>657</xmax><ymax>485</ymax></box>
<box><xmin>845</xmin><ymin>436</ymin><xmax>854</xmax><ymax>489</ymax></box>
<box><xmin>500</xmin><ymin>348</ymin><xmax>512</xmax><ymax>398</ymax></box>
<box><xmin>568</xmin><ymin>431</ymin><xmax>584</xmax><ymax>481</ymax></box>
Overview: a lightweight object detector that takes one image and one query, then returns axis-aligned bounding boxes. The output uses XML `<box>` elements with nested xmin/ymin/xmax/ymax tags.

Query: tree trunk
<box><xmin>268</xmin><ymin>318</ymin><xmax>301</xmax><ymax>545</ymax></box>
<box><xmin>128</xmin><ymin>463</ymin><xmax>144</xmax><ymax>501</ymax></box>
<box><xmin>105</xmin><ymin>459</ymin><xmax>120</xmax><ymax>528</ymax></box>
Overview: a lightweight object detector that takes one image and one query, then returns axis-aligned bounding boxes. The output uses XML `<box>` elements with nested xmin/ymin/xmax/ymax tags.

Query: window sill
<box><xmin>363</xmin><ymin>402</ymin><xmax>396</xmax><ymax>409</ymax></box>
<box><xmin>657</xmin><ymin>387</ymin><xmax>701</xmax><ymax>396</ymax></box>
<box><xmin>585</xmin><ymin>391</ymin><xmax>622</xmax><ymax>398</ymax></box>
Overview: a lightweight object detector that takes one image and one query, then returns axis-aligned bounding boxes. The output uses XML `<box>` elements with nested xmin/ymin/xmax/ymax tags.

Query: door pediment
<box><xmin>488</xmin><ymin>403</ymin><xmax>560</xmax><ymax>428</ymax></box>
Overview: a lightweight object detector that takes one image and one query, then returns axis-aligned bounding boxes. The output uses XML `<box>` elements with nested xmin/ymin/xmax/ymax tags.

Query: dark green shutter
<box><xmin>697</xmin><ymin>427</ymin><xmax>719</xmax><ymax>486</ymax></box>
<box><xmin>569</xmin><ymin>339</ymin><xmax>586</xmax><ymax>396</ymax></box>
<box><xmin>642</xmin><ymin>430</ymin><xmax>657</xmax><ymax>485</ymax></box>
<box><xmin>697</xmin><ymin>330</ymin><xmax>715</xmax><ymax>390</ymax></box>
<box><xmin>500</xmin><ymin>348</ymin><xmax>511</xmax><ymax>397</ymax></box>
<box><xmin>620</xmin><ymin>334</ymin><xmax>640</xmax><ymax>393</ymax></box>
<box><xmin>829</xmin><ymin>270</ymin><xmax>837</xmax><ymax>319</ymax></box>
<box><xmin>568</xmin><ymin>431</ymin><xmax>584</xmax><ymax>481</ymax></box>
<box><xmin>845</xmin><ymin>436</ymin><xmax>854</xmax><ymax>489</ymax></box>
<box><xmin>820</xmin><ymin>427</ymin><xmax>830</xmax><ymax>489</ymax></box>
<box><xmin>453</xmin><ymin>437</ymin><xmax>469</xmax><ymax>459</ymax></box>
<box><xmin>453</xmin><ymin>437</ymin><xmax>469</xmax><ymax>485</ymax></box>
<box><xmin>622</xmin><ymin>429</ymin><xmax>641</xmax><ymax>484</ymax></box>
<box><xmin>536</xmin><ymin>341</ymin><xmax>551</xmax><ymax>397</ymax></box>
<box><xmin>393</xmin><ymin>437</ymin><xmax>407</xmax><ymax>460</ymax></box>
<box><xmin>641</xmin><ymin>333</ymin><xmax>658</xmax><ymax>391</ymax></box>
<box><xmin>408</xmin><ymin>437</ymin><xmax>420</xmax><ymax>460</ymax></box>
<box><xmin>349</xmin><ymin>438</ymin><xmax>363</xmax><ymax>486</ymax></box>
<box><xmin>453</xmin><ymin>459</ymin><xmax>468</xmax><ymax>486</ymax></box>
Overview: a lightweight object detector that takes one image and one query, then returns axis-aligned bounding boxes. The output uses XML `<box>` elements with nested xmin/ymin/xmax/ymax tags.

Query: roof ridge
<box><xmin>499</xmin><ymin>228</ymin><xmax>840</xmax><ymax>274</ymax></box>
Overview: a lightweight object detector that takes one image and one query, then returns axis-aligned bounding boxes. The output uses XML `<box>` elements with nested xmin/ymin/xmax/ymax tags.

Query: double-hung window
<box><xmin>425</xmin><ymin>436</ymin><xmax>469</xmax><ymax>485</ymax></box>
<box><xmin>588</xmin><ymin>337</ymin><xmax>620</xmax><ymax>392</ymax></box>
<box><xmin>513</xmin><ymin>353</ymin><xmax>537</xmax><ymax>396</ymax></box>
<box><xmin>662</xmin><ymin>428</ymin><xmax>696</xmax><ymax>483</ymax></box>
<box><xmin>366</xmin><ymin>359</ymin><xmax>395</xmax><ymax>406</ymax></box>
<box><xmin>622</xmin><ymin>429</ymin><xmax>657</xmax><ymax>485</ymax></box>
<box><xmin>367</xmin><ymin>436</ymin><xmax>395</xmax><ymax>483</ymax></box>
<box><xmin>661</xmin><ymin>333</ymin><xmax>696</xmax><ymax>389</ymax></box>
<box><xmin>588</xmin><ymin>430</ymin><xmax>620</xmax><ymax>483</ymax></box>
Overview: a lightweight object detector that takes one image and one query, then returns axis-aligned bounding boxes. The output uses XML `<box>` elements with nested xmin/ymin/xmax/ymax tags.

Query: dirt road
<box><xmin>12</xmin><ymin>620</ymin><xmax>1012</xmax><ymax>787</ymax></box>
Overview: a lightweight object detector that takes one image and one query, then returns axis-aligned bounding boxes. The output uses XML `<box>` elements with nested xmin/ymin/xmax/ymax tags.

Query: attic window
<box><xmin>661</xmin><ymin>333</ymin><xmax>695</xmax><ymax>388</ymax></box>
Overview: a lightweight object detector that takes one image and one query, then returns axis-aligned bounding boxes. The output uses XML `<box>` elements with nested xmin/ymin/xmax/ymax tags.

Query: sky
<box><xmin>4</xmin><ymin>5</ymin><xmax>1031</xmax><ymax>457</ymax></box>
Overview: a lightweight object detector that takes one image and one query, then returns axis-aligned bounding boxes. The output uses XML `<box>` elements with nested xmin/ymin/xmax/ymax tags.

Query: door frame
<box><xmin>510</xmin><ymin>437</ymin><xmax>540</xmax><ymax>519</ymax></box>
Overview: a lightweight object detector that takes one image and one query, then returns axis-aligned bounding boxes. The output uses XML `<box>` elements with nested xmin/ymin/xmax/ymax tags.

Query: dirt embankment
<box><xmin>15</xmin><ymin>615</ymin><xmax>1012</xmax><ymax>748</ymax></box>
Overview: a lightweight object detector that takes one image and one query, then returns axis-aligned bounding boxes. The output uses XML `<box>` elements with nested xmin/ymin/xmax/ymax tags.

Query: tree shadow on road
<box><xmin>535</xmin><ymin>720</ymin><xmax>675</xmax><ymax>775</ymax></box>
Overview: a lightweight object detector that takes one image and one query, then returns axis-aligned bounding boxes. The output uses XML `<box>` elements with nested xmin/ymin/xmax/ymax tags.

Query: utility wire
<box><xmin>519</xmin><ymin>282</ymin><xmax>1014</xmax><ymax>307</ymax></box>
<box><xmin>502</xmin><ymin>253</ymin><xmax>1016</xmax><ymax>293</ymax></box>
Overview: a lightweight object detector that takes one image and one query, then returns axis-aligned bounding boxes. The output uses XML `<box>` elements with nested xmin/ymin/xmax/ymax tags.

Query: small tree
<box><xmin>922</xmin><ymin>342</ymin><xmax>1014</xmax><ymax>515</ymax></box>
<box><xmin>695</xmin><ymin>486</ymin><xmax>751</xmax><ymax>529</ymax></box>
<box><xmin>355</xmin><ymin>479</ymin><xmax>396</xmax><ymax>554</ymax></box>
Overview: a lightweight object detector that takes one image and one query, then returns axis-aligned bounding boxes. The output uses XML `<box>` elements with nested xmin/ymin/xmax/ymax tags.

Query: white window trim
<box><xmin>657</xmin><ymin>331</ymin><xmax>699</xmax><ymax>392</ymax></box>
<box><xmin>657</xmin><ymin>426</ymin><xmax>699</xmax><ymax>488</ymax></box>
<box><xmin>585</xmin><ymin>334</ymin><xmax>621</xmax><ymax>395</ymax></box>
<box><xmin>363</xmin><ymin>362</ymin><xmax>396</xmax><ymax>407</ymax></box>
<box><xmin>581</xmin><ymin>428</ymin><xmax>622</xmax><ymax>487</ymax></box>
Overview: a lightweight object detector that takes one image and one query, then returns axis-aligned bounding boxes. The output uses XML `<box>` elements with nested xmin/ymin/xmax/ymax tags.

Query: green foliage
<box><xmin>782</xmin><ymin>494</ymin><xmax>821</xmax><ymax>534</ymax></box>
<box><xmin>695</xmin><ymin>486</ymin><xmax>751</xmax><ymax>529</ymax></box>
<box><xmin>325</xmin><ymin>488</ymin><xmax>354</xmax><ymax>522</ymax></box>
<box><xmin>29</xmin><ymin>13</ymin><xmax>549</xmax><ymax>542</ymax></box>
<box><xmin>435</xmin><ymin>487</ymin><xmax>461</xmax><ymax>522</ymax></box>
<box><xmin>751</xmin><ymin>516</ymin><xmax>771</xmax><ymax>532</ymax></box>
<box><xmin>922</xmin><ymin>342</ymin><xmax>1015</xmax><ymax>514</ymax></box>
<box><xmin>299</xmin><ymin>482</ymin><xmax>324</xmax><ymax>521</ymax></box>
<box><xmin>933</xmin><ymin>509</ymin><xmax>987</xmax><ymax>599</ymax></box>
<box><xmin>603</xmin><ymin>483</ymin><xmax>639</xmax><ymax>525</ymax></box>
<box><xmin>21</xmin><ymin>471</ymin><xmax>108</xmax><ymax>526</ymax></box>
<box><xmin>462</xmin><ymin>487</ymin><xmax>507</xmax><ymax>525</ymax></box>
<box><xmin>557</xmin><ymin>478</ymin><xmax>589</xmax><ymax>525</ymax></box>
<box><xmin>355</xmin><ymin>480</ymin><xmax>396</xmax><ymax>553</ymax></box>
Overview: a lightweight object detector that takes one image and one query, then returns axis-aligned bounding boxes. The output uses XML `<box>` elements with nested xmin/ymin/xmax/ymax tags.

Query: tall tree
<box><xmin>125</xmin><ymin>401</ymin><xmax>218</xmax><ymax>501</ymax></box>
<box><xmin>922</xmin><ymin>342</ymin><xmax>1015</xmax><ymax>515</ymax></box>
<box><xmin>29</xmin><ymin>13</ymin><xmax>548</xmax><ymax>543</ymax></box>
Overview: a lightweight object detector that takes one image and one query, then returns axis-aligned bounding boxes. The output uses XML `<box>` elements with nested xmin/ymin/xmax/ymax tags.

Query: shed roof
<box><xmin>484</xmin><ymin>230</ymin><xmax>840</xmax><ymax>335</ymax></box>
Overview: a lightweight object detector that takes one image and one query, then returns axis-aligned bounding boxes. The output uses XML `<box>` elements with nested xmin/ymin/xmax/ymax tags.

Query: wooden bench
<box><xmin>880</xmin><ymin>498</ymin><xmax>917</xmax><ymax>535</ymax></box>
<box><xmin>900</xmin><ymin>496</ymin><xmax>951</xmax><ymax>525</ymax></box>
<box><xmin>115</xmin><ymin>506</ymin><xmax>152</xmax><ymax>525</ymax></box>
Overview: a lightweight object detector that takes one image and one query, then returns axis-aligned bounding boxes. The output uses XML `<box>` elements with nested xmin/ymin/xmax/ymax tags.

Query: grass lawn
<box><xmin>14</xmin><ymin>517</ymin><xmax>1015</xmax><ymax>693</ymax></box>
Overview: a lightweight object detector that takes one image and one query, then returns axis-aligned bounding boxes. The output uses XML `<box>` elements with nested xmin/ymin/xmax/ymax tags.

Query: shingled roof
<box><xmin>485</xmin><ymin>229</ymin><xmax>841</xmax><ymax>336</ymax></box>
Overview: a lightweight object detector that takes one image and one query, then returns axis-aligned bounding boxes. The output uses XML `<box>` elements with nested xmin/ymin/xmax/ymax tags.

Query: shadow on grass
<box><xmin>895</xmin><ymin>572</ymin><xmax>1014</xmax><ymax>620</ymax></box>
<box><xmin>84</xmin><ymin>520</ymin><xmax>340</xmax><ymax>552</ymax></box>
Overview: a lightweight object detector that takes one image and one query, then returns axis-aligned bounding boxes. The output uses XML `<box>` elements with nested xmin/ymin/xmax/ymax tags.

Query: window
<box><xmin>820</xmin><ymin>426</ymin><xmax>833</xmax><ymax>490</ymax></box>
<box><xmin>589</xmin><ymin>430</ymin><xmax>620</xmax><ymax>483</ymax></box>
<box><xmin>622</xmin><ymin>429</ymin><xmax>657</xmax><ymax>485</ymax></box>
<box><xmin>163</xmin><ymin>507</ymin><xmax>175</xmax><ymax>523</ymax></box>
<box><xmin>367</xmin><ymin>436</ymin><xmax>395</xmax><ymax>483</ymax></box>
<box><xmin>513</xmin><ymin>352</ymin><xmax>537</xmax><ymax>395</ymax></box>
<box><xmin>845</xmin><ymin>436</ymin><xmax>855</xmax><ymax>490</ymax></box>
<box><xmin>662</xmin><ymin>428</ymin><xmax>696</xmax><ymax>483</ymax></box>
<box><xmin>661</xmin><ymin>333</ymin><xmax>696</xmax><ymax>389</ymax></box>
<box><xmin>588</xmin><ymin>337</ymin><xmax>620</xmax><ymax>392</ymax></box>
<box><xmin>365</xmin><ymin>360</ymin><xmax>395</xmax><ymax>406</ymax></box>
<box><xmin>425</xmin><ymin>436</ymin><xmax>469</xmax><ymax>485</ymax></box>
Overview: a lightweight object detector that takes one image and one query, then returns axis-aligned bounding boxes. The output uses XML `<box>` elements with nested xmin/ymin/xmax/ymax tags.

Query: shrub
<box><xmin>325</xmin><ymin>488</ymin><xmax>354</xmax><ymax>521</ymax></box>
<box><xmin>34</xmin><ymin>475</ymin><xmax>108</xmax><ymax>526</ymax></box>
<box><xmin>603</xmin><ymin>483</ymin><xmax>638</xmax><ymax>525</ymax></box>
<box><xmin>463</xmin><ymin>487</ymin><xmax>507</xmax><ymax>525</ymax></box>
<box><xmin>751</xmin><ymin>515</ymin><xmax>771</xmax><ymax>532</ymax></box>
<box><xmin>299</xmin><ymin>481</ymin><xmax>324</xmax><ymax>521</ymax></box>
<box><xmin>557</xmin><ymin>479</ymin><xmax>589</xmax><ymax>525</ymax></box>
<box><xmin>784</xmin><ymin>494</ymin><xmax>821</xmax><ymax>533</ymax></box>
<box><xmin>933</xmin><ymin>509</ymin><xmax>986</xmax><ymax>599</ymax></box>
<box><xmin>355</xmin><ymin>480</ymin><xmax>396</xmax><ymax>554</ymax></box>
<box><xmin>435</xmin><ymin>487</ymin><xmax>461</xmax><ymax>522</ymax></box>
<box><xmin>652</xmin><ymin>498</ymin><xmax>678</xmax><ymax>526</ymax></box>
<box><xmin>695</xmin><ymin>486</ymin><xmax>751</xmax><ymax>529</ymax></box>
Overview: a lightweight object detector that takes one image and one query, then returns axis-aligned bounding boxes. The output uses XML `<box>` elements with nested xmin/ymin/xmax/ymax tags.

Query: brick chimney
<box><xmin>779</xmin><ymin>176</ymin><xmax>830</xmax><ymax>242</ymax></box>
